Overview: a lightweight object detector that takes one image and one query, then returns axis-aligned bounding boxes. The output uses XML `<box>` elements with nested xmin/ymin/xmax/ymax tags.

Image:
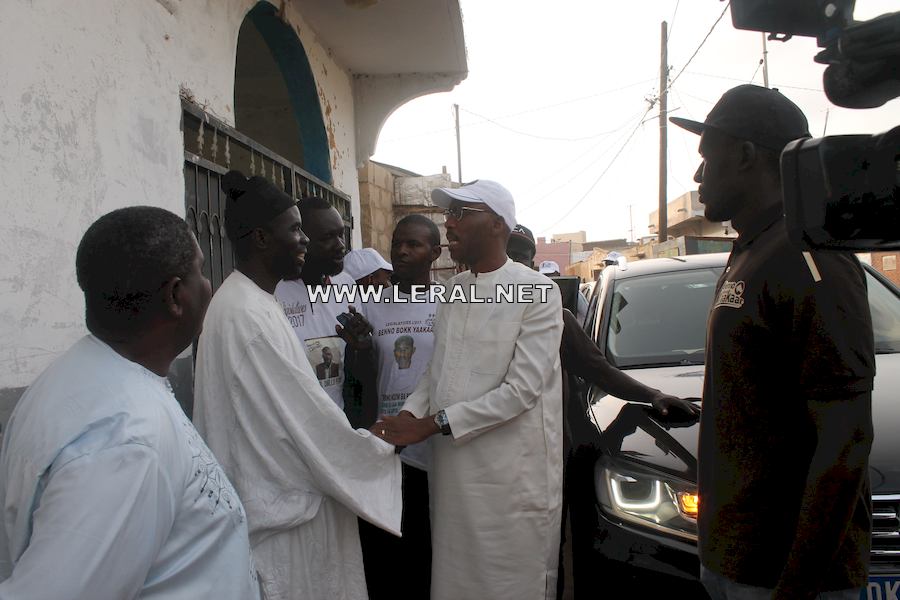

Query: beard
<box><xmin>304</xmin><ymin>253</ymin><xmax>344</xmax><ymax>277</ymax></box>
<box><xmin>275</xmin><ymin>253</ymin><xmax>304</xmax><ymax>281</ymax></box>
<box><xmin>702</xmin><ymin>194</ymin><xmax>741</xmax><ymax>223</ymax></box>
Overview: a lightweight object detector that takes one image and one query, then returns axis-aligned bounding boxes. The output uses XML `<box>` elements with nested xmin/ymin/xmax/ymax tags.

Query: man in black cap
<box><xmin>672</xmin><ymin>85</ymin><xmax>875</xmax><ymax>600</ymax></box>
<box><xmin>506</xmin><ymin>223</ymin><xmax>537</xmax><ymax>268</ymax></box>
<box><xmin>193</xmin><ymin>171</ymin><xmax>401</xmax><ymax>600</ymax></box>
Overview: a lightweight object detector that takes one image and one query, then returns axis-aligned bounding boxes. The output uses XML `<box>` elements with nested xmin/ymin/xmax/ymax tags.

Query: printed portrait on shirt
<box><xmin>304</xmin><ymin>336</ymin><xmax>343</xmax><ymax>384</ymax></box>
<box><xmin>393</xmin><ymin>335</ymin><xmax>415</xmax><ymax>370</ymax></box>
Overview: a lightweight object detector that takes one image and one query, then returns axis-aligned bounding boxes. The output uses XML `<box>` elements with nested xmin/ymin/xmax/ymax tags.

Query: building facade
<box><xmin>0</xmin><ymin>0</ymin><xmax>467</xmax><ymax>416</ymax></box>
<box><xmin>648</xmin><ymin>191</ymin><xmax>735</xmax><ymax>238</ymax></box>
<box><xmin>357</xmin><ymin>161</ymin><xmax>458</xmax><ymax>281</ymax></box>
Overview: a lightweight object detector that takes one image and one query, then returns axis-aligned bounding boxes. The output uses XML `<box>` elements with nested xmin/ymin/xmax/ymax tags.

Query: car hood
<box><xmin>587</xmin><ymin>353</ymin><xmax>900</xmax><ymax>494</ymax></box>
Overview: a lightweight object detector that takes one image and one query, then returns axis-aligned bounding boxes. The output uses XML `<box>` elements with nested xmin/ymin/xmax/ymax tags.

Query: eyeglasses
<box><xmin>443</xmin><ymin>206</ymin><xmax>489</xmax><ymax>221</ymax></box>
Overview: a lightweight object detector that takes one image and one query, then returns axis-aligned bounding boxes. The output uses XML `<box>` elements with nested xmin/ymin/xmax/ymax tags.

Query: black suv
<box><xmin>567</xmin><ymin>253</ymin><xmax>900</xmax><ymax>600</ymax></box>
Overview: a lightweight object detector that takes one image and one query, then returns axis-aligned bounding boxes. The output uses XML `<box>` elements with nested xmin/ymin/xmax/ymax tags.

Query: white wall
<box><xmin>0</xmin><ymin>0</ymin><xmax>361</xmax><ymax>388</ymax></box>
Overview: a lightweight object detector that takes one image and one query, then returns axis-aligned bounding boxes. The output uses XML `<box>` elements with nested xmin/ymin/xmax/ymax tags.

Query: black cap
<box><xmin>509</xmin><ymin>224</ymin><xmax>536</xmax><ymax>249</ymax></box>
<box><xmin>221</xmin><ymin>170</ymin><xmax>297</xmax><ymax>241</ymax></box>
<box><xmin>670</xmin><ymin>84</ymin><xmax>811</xmax><ymax>152</ymax></box>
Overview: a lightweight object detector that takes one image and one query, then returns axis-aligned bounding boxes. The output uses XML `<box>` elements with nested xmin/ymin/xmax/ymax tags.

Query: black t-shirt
<box><xmin>698</xmin><ymin>205</ymin><xmax>875</xmax><ymax>590</ymax></box>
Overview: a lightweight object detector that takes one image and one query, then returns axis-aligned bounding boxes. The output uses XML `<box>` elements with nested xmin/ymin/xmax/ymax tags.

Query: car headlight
<box><xmin>595</xmin><ymin>460</ymin><xmax>698</xmax><ymax>542</ymax></box>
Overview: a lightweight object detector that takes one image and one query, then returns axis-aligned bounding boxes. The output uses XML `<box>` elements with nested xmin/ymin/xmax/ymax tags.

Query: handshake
<box><xmin>371</xmin><ymin>410</ymin><xmax>440</xmax><ymax>449</ymax></box>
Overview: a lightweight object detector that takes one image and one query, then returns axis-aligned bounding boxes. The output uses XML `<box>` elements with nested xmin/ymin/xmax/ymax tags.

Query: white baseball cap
<box><xmin>431</xmin><ymin>179</ymin><xmax>517</xmax><ymax>232</ymax></box>
<box><xmin>342</xmin><ymin>248</ymin><xmax>392</xmax><ymax>282</ymax></box>
<box><xmin>538</xmin><ymin>260</ymin><xmax>560</xmax><ymax>275</ymax></box>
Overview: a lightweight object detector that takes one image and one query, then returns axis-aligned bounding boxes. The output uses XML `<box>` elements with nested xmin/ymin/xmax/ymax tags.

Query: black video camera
<box><xmin>729</xmin><ymin>0</ymin><xmax>900</xmax><ymax>250</ymax></box>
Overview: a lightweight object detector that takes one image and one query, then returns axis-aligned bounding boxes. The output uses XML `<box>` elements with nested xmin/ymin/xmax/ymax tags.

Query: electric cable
<box><xmin>459</xmin><ymin>107</ymin><xmax>642</xmax><ymax>142</ymax></box>
<box><xmin>682</xmin><ymin>70</ymin><xmax>824</xmax><ymax>92</ymax></box>
<box><xmin>669</xmin><ymin>0</ymin><xmax>682</xmax><ymax>41</ymax></box>
<box><xmin>539</xmin><ymin>105</ymin><xmax>654</xmax><ymax>233</ymax></box>
<box><xmin>519</xmin><ymin>108</ymin><xmax>651</xmax><ymax>213</ymax></box>
<box><xmin>748</xmin><ymin>59</ymin><xmax>764</xmax><ymax>84</ymax></box>
<box><xmin>664</xmin><ymin>1</ymin><xmax>731</xmax><ymax>96</ymax></box>
<box><xmin>379</xmin><ymin>77</ymin><xmax>657</xmax><ymax>144</ymax></box>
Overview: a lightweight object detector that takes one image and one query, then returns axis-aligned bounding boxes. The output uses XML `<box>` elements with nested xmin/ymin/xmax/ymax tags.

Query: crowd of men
<box><xmin>0</xmin><ymin>83</ymin><xmax>875</xmax><ymax>600</ymax></box>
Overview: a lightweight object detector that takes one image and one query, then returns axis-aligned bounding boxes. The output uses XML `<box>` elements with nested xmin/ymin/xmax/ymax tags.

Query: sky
<box><xmin>371</xmin><ymin>0</ymin><xmax>899</xmax><ymax>243</ymax></box>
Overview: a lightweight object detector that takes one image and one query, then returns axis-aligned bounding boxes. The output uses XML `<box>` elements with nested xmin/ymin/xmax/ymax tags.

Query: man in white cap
<box><xmin>374</xmin><ymin>180</ymin><xmax>564</xmax><ymax>600</ymax></box>
<box><xmin>343</xmin><ymin>248</ymin><xmax>393</xmax><ymax>289</ymax></box>
<box><xmin>538</xmin><ymin>260</ymin><xmax>561</xmax><ymax>276</ymax></box>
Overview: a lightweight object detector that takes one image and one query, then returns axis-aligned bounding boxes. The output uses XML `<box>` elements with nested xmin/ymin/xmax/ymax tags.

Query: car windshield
<box><xmin>866</xmin><ymin>270</ymin><xmax>900</xmax><ymax>354</ymax></box>
<box><xmin>603</xmin><ymin>264</ymin><xmax>900</xmax><ymax>368</ymax></box>
<box><xmin>605</xmin><ymin>268</ymin><xmax>723</xmax><ymax>368</ymax></box>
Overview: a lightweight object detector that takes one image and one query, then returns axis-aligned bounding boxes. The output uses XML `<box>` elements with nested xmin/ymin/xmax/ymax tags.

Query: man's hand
<box><xmin>336</xmin><ymin>305</ymin><xmax>373</xmax><ymax>351</ymax></box>
<box><xmin>650</xmin><ymin>393</ymin><xmax>701</xmax><ymax>418</ymax></box>
<box><xmin>371</xmin><ymin>410</ymin><xmax>439</xmax><ymax>446</ymax></box>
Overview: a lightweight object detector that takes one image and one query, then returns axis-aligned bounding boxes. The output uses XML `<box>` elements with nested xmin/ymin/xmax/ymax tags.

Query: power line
<box><xmin>668</xmin><ymin>0</ymin><xmax>682</xmax><ymax>40</ymax></box>
<box><xmin>748</xmin><ymin>59</ymin><xmax>764</xmax><ymax>84</ymax></box>
<box><xmin>683</xmin><ymin>70</ymin><xmax>824</xmax><ymax>92</ymax></box>
<box><xmin>664</xmin><ymin>1</ymin><xmax>731</xmax><ymax>95</ymax></box>
<box><xmin>671</xmin><ymin>87</ymin><xmax>696</xmax><ymax>118</ymax></box>
<box><xmin>379</xmin><ymin>77</ymin><xmax>657</xmax><ymax>144</ymax></box>
<box><xmin>540</xmin><ymin>105</ymin><xmax>654</xmax><ymax>233</ymax></box>
<box><xmin>519</xmin><ymin>109</ymin><xmax>650</xmax><ymax>213</ymax></box>
<box><xmin>483</xmin><ymin>77</ymin><xmax>658</xmax><ymax>122</ymax></box>
<box><xmin>677</xmin><ymin>89</ymin><xmax>717</xmax><ymax>105</ymax></box>
<box><xmin>459</xmin><ymin>107</ymin><xmax>636</xmax><ymax>142</ymax></box>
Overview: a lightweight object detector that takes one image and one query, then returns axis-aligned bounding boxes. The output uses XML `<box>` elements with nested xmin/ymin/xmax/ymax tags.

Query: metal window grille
<box><xmin>182</xmin><ymin>100</ymin><xmax>353</xmax><ymax>292</ymax></box>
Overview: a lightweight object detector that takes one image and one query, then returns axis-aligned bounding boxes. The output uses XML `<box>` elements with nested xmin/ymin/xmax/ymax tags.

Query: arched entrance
<box><xmin>234</xmin><ymin>1</ymin><xmax>331</xmax><ymax>183</ymax></box>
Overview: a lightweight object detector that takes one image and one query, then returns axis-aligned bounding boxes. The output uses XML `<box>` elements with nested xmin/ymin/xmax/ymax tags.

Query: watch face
<box><xmin>435</xmin><ymin>410</ymin><xmax>450</xmax><ymax>433</ymax></box>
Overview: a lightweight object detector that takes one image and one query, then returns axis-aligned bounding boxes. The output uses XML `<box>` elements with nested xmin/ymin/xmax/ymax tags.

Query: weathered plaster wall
<box><xmin>278</xmin><ymin>2</ymin><xmax>363</xmax><ymax>249</ymax></box>
<box><xmin>357</xmin><ymin>162</ymin><xmax>396</xmax><ymax>257</ymax></box>
<box><xmin>0</xmin><ymin>0</ymin><xmax>361</xmax><ymax>390</ymax></box>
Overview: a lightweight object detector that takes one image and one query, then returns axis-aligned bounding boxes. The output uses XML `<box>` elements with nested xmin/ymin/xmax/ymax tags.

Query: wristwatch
<box><xmin>434</xmin><ymin>409</ymin><xmax>452</xmax><ymax>436</ymax></box>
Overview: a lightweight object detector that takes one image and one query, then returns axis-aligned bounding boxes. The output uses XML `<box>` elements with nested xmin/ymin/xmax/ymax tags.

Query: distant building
<box><xmin>357</xmin><ymin>161</ymin><xmax>459</xmax><ymax>281</ymax></box>
<box><xmin>552</xmin><ymin>231</ymin><xmax>587</xmax><ymax>245</ymax></box>
<box><xmin>866</xmin><ymin>251</ymin><xmax>900</xmax><ymax>287</ymax></box>
<box><xmin>648</xmin><ymin>191</ymin><xmax>736</xmax><ymax>238</ymax></box>
<box><xmin>583</xmin><ymin>239</ymin><xmax>629</xmax><ymax>251</ymax></box>
<box><xmin>535</xmin><ymin>237</ymin><xmax>574</xmax><ymax>274</ymax></box>
<box><xmin>567</xmin><ymin>190</ymin><xmax>739</xmax><ymax>281</ymax></box>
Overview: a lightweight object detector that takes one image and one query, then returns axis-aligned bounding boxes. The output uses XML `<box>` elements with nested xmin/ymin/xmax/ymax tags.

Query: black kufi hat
<box><xmin>222</xmin><ymin>170</ymin><xmax>296</xmax><ymax>241</ymax></box>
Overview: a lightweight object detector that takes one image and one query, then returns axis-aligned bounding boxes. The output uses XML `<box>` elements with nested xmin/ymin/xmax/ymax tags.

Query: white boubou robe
<box><xmin>193</xmin><ymin>270</ymin><xmax>401</xmax><ymax>600</ymax></box>
<box><xmin>402</xmin><ymin>259</ymin><xmax>564</xmax><ymax>600</ymax></box>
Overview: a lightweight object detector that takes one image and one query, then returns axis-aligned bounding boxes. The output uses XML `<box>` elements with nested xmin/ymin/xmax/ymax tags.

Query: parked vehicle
<box><xmin>567</xmin><ymin>253</ymin><xmax>900</xmax><ymax>600</ymax></box>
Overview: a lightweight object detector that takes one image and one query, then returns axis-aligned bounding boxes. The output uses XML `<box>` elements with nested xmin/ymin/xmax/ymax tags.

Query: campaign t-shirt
<box><xmin>275</xmin><ymin>273</ymin><xmax>356</xmax><ymax>410</ymax></box>
<box><xmin>362</xmin><ymin>291</ymin><xmax>436</xmax><ymax>471</ymax></box>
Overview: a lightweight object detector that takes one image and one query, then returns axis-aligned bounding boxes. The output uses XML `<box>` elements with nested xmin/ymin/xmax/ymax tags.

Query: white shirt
<box><xmin>0</xmin><ymin>335</ymin><xmax>259</xmax><ymax>600</ymax></box>
<box><xmin>362</xmin><ymin>290</ymin><xmax>436</xmax><ymax>471</ymax></box>
<box><xmin>275</xmin><ymin>273</ymin><xmax>356</xmax><ymax>409</ymax></box>
<box><xmin>402</xmin><ymin>259</ymin><xmax>564</xmax><ymax>600</ymax></box>
<box><xmin>194</xmin><ymin>271</ymin><xmax>401</xmax><ymax>600</ymax></box>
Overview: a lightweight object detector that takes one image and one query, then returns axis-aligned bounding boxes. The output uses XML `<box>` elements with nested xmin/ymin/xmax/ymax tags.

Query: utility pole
<box><xmin>658</xmin><ymin>21</ymin><xmax>668</xmax><ymax>243</ymax></box>
<box><xmin>454</xmin><ymin>103</ymin><xmax>462</xmax><ymax>184</ymax></box>
<box><xmin>761</xmin><ymin>32</ymin><xmax>770</xmax><ymax>88</ymax></box>
<box><xmin>628</xmin><ymin>204</ymin><xmax>634</xmax><ymax>243</ymax></box>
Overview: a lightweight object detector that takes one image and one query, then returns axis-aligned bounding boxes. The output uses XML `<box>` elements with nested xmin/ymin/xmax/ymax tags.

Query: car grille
<box><xmin>872</xmin><ymin>495</ymin><xmax>900</xmax><ymax>566</ymax></box>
